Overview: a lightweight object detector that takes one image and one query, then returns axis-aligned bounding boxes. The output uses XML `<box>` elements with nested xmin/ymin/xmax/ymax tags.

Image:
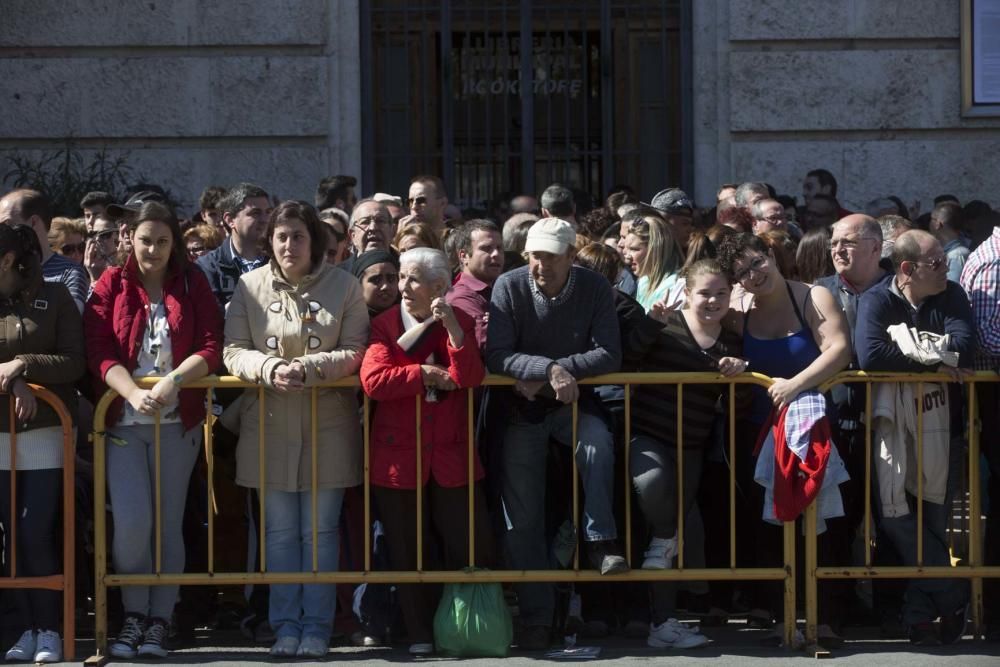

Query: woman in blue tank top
<box><xmin>715</xmin><ymin>232</ymin><xmax>852</xmax><ymax>640</ymax></box>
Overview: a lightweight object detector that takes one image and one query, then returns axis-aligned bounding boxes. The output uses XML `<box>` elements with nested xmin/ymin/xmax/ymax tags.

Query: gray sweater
<box><xmin>486</xmin><ymin>265</ymin><xmax>621</xmax><ymax>380</ymax></box>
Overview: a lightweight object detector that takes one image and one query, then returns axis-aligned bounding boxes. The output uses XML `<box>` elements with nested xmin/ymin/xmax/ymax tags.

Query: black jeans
<box><xmin>0</xmin><ymin>468</ymin><xmax>62</xmax><ymax>633</ymax></box>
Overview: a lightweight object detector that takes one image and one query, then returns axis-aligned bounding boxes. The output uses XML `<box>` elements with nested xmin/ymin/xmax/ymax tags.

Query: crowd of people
<box><xmin>0</xmin><ymin>167</ymin><xmax>997</xmax><ymax>661</ymax></box>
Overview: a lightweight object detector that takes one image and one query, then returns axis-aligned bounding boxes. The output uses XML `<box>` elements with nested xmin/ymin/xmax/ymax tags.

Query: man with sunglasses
<box><xmin>402</xmin><ymin>175</ymin><xmax>448</xmax><ymax>235</ymax></box>
<box><xmin>855</xmin><ymin>229</ymin><xmax>976</xmax><ymax>646</ymax></box>
<box><xmin>83</xmin><ymin>214</ymin><xmax>121</xmax><ymax>287</ymax></box>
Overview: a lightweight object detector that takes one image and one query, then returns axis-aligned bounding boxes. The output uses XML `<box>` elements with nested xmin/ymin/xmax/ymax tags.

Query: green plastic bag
<box><xmin>433</xmin><ymin>572</ymin><xmax>512</xmax><ymax>657</ymax></box>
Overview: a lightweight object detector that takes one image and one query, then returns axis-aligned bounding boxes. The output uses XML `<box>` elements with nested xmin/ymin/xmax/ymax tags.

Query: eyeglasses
<box><xmin>60</xmin><ymin>242</ymin><xmax>86</xmax><ymax>255</ymax></box>
<box><xmin>187</xmin><ymin>245</ymin><xmax>207</xmax><ymax>256</ymax></box>
<box><xmin>759</xmin><ymin>214</ymin><xmax>786</xmax><ymax>224</ymax></box>
<box><xmin>89</xmin><ymin>230</ymin><xmax>117</xmax><ymax>242</ymax></box>
<box><xmin>352</xmin><ymin>216</ymin><xmax>391</xmax><ymax>230</ymax></box>
<box><xmin>914</xmin><ymin>256</ymin><xmax>946</xmax><ymax>272</ymax></box>
<box><xmin>829</xmin><ymin>236</ymin><xmax>877</xmax><ymax>251</ymax></box>
<box><xmin>734</xmin><ymin>255</ymin><xmax>768</xmax><ymax>283</ymax></box>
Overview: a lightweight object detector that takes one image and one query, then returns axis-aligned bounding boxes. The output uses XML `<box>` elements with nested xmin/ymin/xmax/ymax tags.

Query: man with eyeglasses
<box><xmin>816</xmin><ymin>215</ymin><xmax>893</xmax><ymax>623</ymax></box>
<box><xmin>337</xmin><ymin>199</ymin><xmax>394</xmax><ymax>275</ymax></box>
<box><xmin>855</xmin><ymin>229</ymin><xmax>976</xmax><ymax>646</ymax></box>
<box><xmin>750</xmin><ymin>198</ymin><xmax>804</xmax><ymax>241</ymax></box>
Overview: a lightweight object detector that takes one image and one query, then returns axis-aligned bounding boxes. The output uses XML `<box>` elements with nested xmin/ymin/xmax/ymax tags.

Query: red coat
<box><xmin>360</xmin><ymin>305</ymin><xmax>486</xmax><ymax>489</ymax></box>
<box><xmin>83</xmin><ymin>256</ymin><xmax>224</xmax><ymax>431</ymax></box>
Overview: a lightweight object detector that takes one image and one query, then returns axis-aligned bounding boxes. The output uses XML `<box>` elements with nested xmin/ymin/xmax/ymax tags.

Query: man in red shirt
<box><xmin>447</xmin><ymin>220</ymin><xmax>504</xmax><ymax>351</ymax></box>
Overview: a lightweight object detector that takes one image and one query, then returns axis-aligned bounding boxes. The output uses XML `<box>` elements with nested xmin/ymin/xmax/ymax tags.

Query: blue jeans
<box><xmin>501</xmin><ymin>404</ymin><xmax>617</xmax><ymax>626</ymax></box>
<box><xmin>876</xmin><ymin>438</ymin><xmax>969</xmax><ymax>625</ymax></box>
<box><xmin>265</xmin><ymin>488</ymin><xmax>345</xmax><ymax>641</ymax></box>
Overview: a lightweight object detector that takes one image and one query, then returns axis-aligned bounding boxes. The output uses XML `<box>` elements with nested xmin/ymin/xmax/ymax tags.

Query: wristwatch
<box><xmin>170</xmin><ymin>372</ymin><xmax>184</xmax><ymax>386</ymax></box>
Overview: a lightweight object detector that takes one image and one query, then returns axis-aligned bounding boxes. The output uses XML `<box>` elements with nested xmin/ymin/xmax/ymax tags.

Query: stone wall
<box><xmin>693</xmin><ymin>0</ymin><xmax>1000</xmax><ymax>211</ymax></box>
<box><xmin>0</xmin><ymin>0</ymin><xmax>361</xmax><ymax>214</ymax></box>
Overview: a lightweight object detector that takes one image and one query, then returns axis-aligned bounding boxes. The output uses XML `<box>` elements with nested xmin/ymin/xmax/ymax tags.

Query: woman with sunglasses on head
<box><xmin>84</xmin><ymin>201</ymin><xmax>223</xmax><ymax>660</ymax></box>
<box><xmin>0</xmin><ymin>225</ymin><xmax>85</xmax><ymax>664</ymax></box>
<box><xmin>715</xmin><ymin>232</ymin><xmax>851</xmax><ymax>641</ymax></box>
<box><xmin>622</xmin><ymin>215</ymin><xmax>686</xmax><ymax>313</ymax></box>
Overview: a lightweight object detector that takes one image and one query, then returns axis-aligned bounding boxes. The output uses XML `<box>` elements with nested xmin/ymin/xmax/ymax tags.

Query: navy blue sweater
<box><xmin>855</xmin><ymin>279</ymin><xmax>977</xmax><ymax>372</ymax></box>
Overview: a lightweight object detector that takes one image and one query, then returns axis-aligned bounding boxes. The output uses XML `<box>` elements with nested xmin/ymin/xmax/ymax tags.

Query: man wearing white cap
<box><xmin>487</xmin><ymin>218</ymin><xmax>625</xmax><ymax>650</ymax></box>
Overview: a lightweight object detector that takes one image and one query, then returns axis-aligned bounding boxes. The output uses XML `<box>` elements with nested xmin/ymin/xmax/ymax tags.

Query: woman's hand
<box><xmin>10</xmin><ymin>378</ymin><xmax>36</xmax><ymax>422</ymax></box>
<box><xmin>0</xmin><ymin>359</ymin><xmax>26</xmax><ymax>392</ymax></box>
<box><xmin>127</xmin><ymin>387</ymin><xmax>166</xmax><ymax>416</ymax></box>
<box><xmin>717</xmin><ymin>357</ymin><xmax>749</xmax><ymax>377</ymax></box>
<box><xmin>767</xmin><ymin>377</ymin><xmax>802</xmax><ymax>411</ymax></box>
<box><xmin>431</xmin><ymin>297</ymin><xmax>465</xmax><ymax>348</ymax></box>
<box><xmin>148</xmin><ymin>375</ymin><xmax>181</xmax><ymax>407</ymax></box>
<box><xmin>420</xmin><ymin>364</ymin><xmax>457</xmax><ymax>391</ymax></box>
<box><xmin>272</xmin><ymin>361</ymin><xmax>306</xmax><ymax>393</ymax></box>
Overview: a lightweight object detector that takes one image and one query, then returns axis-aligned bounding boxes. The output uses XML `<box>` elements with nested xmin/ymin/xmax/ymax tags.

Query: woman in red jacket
<box><xmin>360</xmin><ymin>247</ymin><xmax>492</xmax><ymax>656</ymax></box>
<box><xmin>83</xmin><ymin>201</ymin><xmax>223</xmax><ymax>660</ymax></box>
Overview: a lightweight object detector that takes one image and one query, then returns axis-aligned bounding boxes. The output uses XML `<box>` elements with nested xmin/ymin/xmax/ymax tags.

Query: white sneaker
<box><xmin>642</xmin><ymin>536</ymin><xmax>678</xmax><ymax>570</ymax></box>
<box><xmin>5</xmin><ymin>630</ymin><xmax>36</xmax><ymax>661</ymax></box>
<box><xmin>33</xmin><ymin>630</ymin><xmax>62</xmax><ymax>663</ymax></box>
<box><xmin>648</xmin><ymin>619</ymin><xmax>709</xmax><ymax>649</ymax></box>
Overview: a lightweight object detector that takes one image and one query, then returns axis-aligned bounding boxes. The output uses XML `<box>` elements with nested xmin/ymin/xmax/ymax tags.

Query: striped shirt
<box><xmin>625</xmin><ymin>309</ymin><xmax>742</xmax><ymax>449</ymax></box>
<box><xmin>43</xmin><ymin>252</ymin><xmax>89</xmax><ymax>312</ymax></box>
<box><xmin>960</xmin><ymin>226</ymin><xmax>1000</xmax><ymax>370</ymax></box>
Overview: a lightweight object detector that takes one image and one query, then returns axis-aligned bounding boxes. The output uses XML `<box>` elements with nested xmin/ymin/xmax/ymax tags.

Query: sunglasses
<box><xmin>913</xmin><ymin>257</ymin><xmax>946</xmax><ymax>272</ymax></box>
<box><xmin>89</xmin><ymin>230</ymin><xmax>117</xmax><ymax>242</ymax></box>
<box><xmin>734</xmin><ymin>255</ymin><xmax>768</xmax><ymax>283</ymax></box>
<box><xmin>60</xmin><ymin>242</ymin><xmax>86</xmax><ymax>255</ymax></box>
<box><xmin>408</xmin><ymin>195</ymin><xmax>429</xmax><ymax>206</ymax></box>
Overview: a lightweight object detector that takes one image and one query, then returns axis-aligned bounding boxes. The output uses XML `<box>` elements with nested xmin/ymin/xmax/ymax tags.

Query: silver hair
<box><xmin>400</xmin><ymin>247</ymin><xmax>451</xmax><ymax>288</ymax></box>
<box><xmin>349</xmin><ymin>198</ymin><xmax>390</xmax><ymax>225</ymax></box>
<box><xmin>734</xmin><ymin>182</ymin><xmax>769</xmax><ymax>208</ymax></box>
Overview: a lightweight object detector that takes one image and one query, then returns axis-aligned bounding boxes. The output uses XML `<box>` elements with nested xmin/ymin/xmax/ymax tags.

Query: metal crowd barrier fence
<box><xmin>802</xmin><ymin>370</ymin><xmax>1000</xmax><ymax>652</ymax></box>
<box><xmin>88</xmin><ymin>371</ymin><xmax>797</xmax><ymax>659</ymax></box>
<box><xmin>97</xmin><ymin>370</ymin><xmax>1000</xmax><ymax>660</ymax></box>
<box><xmin>1</xmin><ymin>385</ymin><xmax>76</xmax><ymax>660</ymax></box>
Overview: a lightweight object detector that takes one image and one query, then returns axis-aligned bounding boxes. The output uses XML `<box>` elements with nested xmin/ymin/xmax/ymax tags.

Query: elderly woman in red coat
<box><xmin>360</xmin><ymin>247</ymin><xmax>493</xmax><ymax>656</ymax></box>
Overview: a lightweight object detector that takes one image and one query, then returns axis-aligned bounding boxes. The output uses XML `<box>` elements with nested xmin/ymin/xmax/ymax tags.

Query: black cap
<box><xmin>106</xmin><ymin>190</ymin><xmax>168</xmax><ymax>219</ymax></box>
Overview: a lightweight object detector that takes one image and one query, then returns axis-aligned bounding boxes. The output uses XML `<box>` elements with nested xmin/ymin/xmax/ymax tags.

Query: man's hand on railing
<box><xmin>514</xmin><ymin>378</ymin><xmax>546</xmax><ymax>400</ymax></box>
<box><xmin>0</xmin><ymin>358</ymin><xmax>26</xmax><ymax>392</ymax></box>
<box><xmin>936</xmin><ymin>364</ymin><xmax>974</xmax><ymax>384</ymax></box>
<box><xmin>547</xmin><ymin>363</ymin><xmax>579</xmax><ymax>404</ymax></box>
<box><xmin>10</xmin><ymin>377</ymin><xmax>36</xmax><ymax>422</ymax></box>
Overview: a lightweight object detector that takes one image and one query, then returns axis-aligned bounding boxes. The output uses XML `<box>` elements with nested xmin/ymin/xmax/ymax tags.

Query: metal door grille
<box><xmin>361</xmin><ymin>0</ymin><xmax>690</xmax><ymax>211</ymax></box>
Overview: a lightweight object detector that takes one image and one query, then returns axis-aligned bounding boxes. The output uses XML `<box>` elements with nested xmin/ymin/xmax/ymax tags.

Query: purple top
<box><xmin>447</xmin><ymin>271</ymin><xmax>492</xmax><ymax>351</ymax></box>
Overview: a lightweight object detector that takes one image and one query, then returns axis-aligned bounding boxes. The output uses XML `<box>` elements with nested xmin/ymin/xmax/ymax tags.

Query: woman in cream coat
<box><xmin>223</xmin><ymin>200</ymin><xmax>369</xmax><ymax>659</ymax></box>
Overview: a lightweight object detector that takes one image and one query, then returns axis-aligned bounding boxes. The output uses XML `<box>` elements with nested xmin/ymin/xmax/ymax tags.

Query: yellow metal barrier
<box><xmin>802</xmin><ymin>370</ymin><xmax>1000</xmax><ymax>652</ymax></box>
<box><xmin>89</xmin><ymin>371</ymin><xmax>801</xmax><ymax>660</ymax></box>
<box><xmin>1</xmin><ymin>384</ymin><xmax>76</xmax><ymax>661</ymax></box>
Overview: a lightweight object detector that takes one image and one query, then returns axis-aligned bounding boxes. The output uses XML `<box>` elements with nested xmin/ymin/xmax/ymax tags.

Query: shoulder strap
<box><xmin>786</xmin><ymin>282</ymin><xmax>810</xmax><ymax>329</ymax></box>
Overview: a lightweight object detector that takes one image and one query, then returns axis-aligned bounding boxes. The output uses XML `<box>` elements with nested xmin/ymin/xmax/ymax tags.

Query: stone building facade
<box><xmin>1</xmin><ymin>0</ymin><xmax>997</xmax><ymax>213</ymax></box>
